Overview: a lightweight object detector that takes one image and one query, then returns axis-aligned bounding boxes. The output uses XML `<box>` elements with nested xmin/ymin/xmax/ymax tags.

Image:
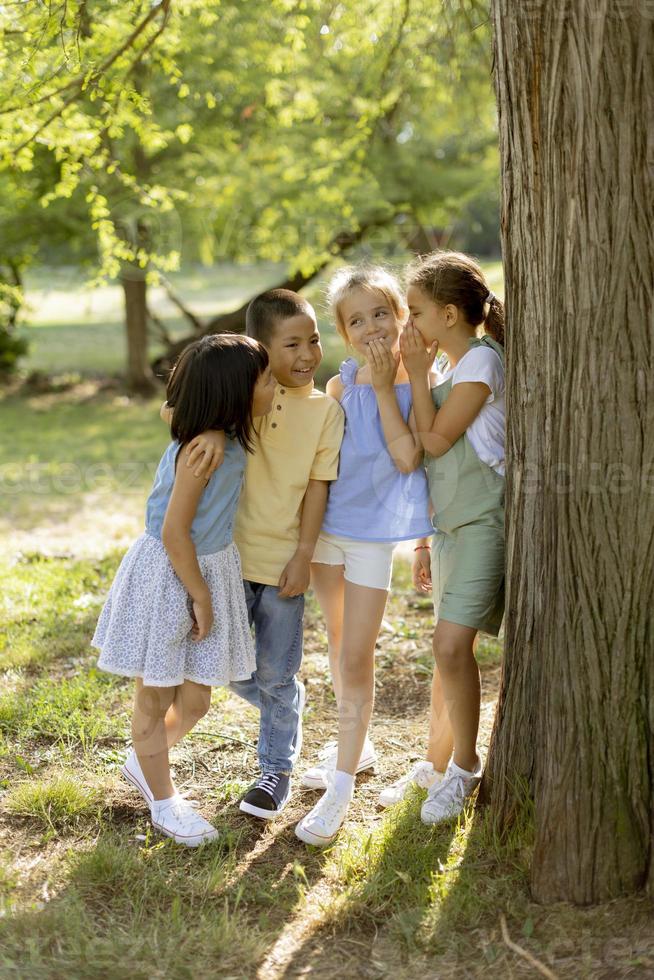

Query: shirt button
<box><xmin>276</xmin><ymin>404</ymin><xmax>282</xmax><ymax>410</ymax></box>
<box><xmin>280</xmin><ymin>389</ymin><xmax>286</xmax><ymax>394</ymax></box>
<box><xmin>271</xmin><ymin>422</ymin><xmax>277</xmax><ymax>428</ymax></box>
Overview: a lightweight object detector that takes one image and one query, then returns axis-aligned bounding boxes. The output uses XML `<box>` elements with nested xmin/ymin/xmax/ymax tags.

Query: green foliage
<box><xmin>0</xmin><ymin>326</ymin><xmax>28</xmax><ymax>377</ymax></box>
<box><xmin>0</xmin><ymin>1</ymin><xmax>498</xmax><ymax>293</ymax></box>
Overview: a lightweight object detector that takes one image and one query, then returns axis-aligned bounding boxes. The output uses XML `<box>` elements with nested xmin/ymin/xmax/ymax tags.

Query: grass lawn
<box><xmin>2</xmin><ymin>544</ymin><xmax>653</xmax><ymax>978</ymax></box>
<box><xmin>19</xmin><ymin>262</ymin><xmax>355</xmax><ymax>384</ymax></box>
<box><xmin>2</xmin><ymin>266</ymin><xmax>653</xmax><ymax>977</ymax></box>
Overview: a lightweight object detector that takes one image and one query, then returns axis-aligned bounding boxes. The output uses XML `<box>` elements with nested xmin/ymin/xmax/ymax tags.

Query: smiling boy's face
<box><xmin>265</xmin><ymin>313</ymin><xmax>323</xmax><ymax>388</ymax></box>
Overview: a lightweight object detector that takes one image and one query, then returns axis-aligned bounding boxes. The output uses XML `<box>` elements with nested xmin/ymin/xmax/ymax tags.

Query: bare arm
<box><xmin>325</xmin><ymin>374</ymin><xmax>344</xmax><ymax>402</ymax></box>
<box><xmin>159</xmin><ymin>401</ymin><xmax>225</xmax><ymax>478</ymax></box>
<box><xmin>417</xmin><ymin>382</ymin><xmax>491</xmax><ymax>458</ymax></box>
<box><xmin>400</xmin><ymin>323</ymin><xmax>490</xmax><ymax>458</ymax></box>
<box><xmin>161</xmin><ymin>458</ymin><xmax>213</xmax><ymax>640</ymax></box>
<box><xmin>366</xmin><ymin>340</ymin><xmax>422</xmax><ymax>474</ymax></box>
<box><xmin>278</xmin><ymin>479</ymin><xmax>329</xmax><ymax>598</ymax></box>
<box><xmin>399</xmin><ymin>324</ymin><xmax>439</xmax><ymax>448</ymax></box>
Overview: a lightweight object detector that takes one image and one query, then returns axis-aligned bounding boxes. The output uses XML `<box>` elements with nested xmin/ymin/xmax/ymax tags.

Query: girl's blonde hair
<box><xmin>406</xmin><ymin>251</ymin><xmax>505</xmax><ymax>346</ymax></box>
<box><xmin>326</xmin><ymin>265</ymin><xmax>408</xmax><ymax>343</ymax></box>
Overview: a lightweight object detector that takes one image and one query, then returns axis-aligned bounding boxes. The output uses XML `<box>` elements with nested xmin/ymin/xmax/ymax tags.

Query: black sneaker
<box><xmin>239</xmin><ymin>772</ymin><xmax>291</xmax><ymax>820</ymax></box>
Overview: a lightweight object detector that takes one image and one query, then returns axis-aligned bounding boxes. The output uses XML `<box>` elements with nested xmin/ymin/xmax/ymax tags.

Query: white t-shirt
<box><xmin>437</xmin><ymin>346</ymin><xmax>505</xmax><ymax>476</ymax></box>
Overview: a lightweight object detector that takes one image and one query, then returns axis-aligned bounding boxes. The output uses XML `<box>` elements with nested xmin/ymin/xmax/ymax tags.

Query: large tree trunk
<box><xmin>482</xmin><ymin>0</ymin><xmax>654</xmax><ymax>904</ymax></box>
<box><xmin>121</xmin><ymin>272</ymin><xmax>156</xmax><ymax>395</ymax></box>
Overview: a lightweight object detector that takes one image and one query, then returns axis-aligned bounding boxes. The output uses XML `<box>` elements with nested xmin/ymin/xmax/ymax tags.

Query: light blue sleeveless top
<box><xmin>322</xmin><ymin>358</ymin><xmax>433</xmax><ymax>542</ymax></box>
<box><xmin>145</xmin><ymin>437</ymin><xmax>246</xmax><ymax>556</ymax></box>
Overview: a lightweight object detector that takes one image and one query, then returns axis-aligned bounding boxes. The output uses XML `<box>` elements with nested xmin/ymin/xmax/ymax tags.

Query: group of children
<box><xmin>93</xmin><ymin>250</ymin><xmax>506</xmax><ymax>848</ymax></box>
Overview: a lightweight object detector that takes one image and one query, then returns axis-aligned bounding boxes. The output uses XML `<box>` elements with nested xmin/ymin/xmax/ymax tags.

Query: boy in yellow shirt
<box><xmin>186</xmin><ymin>290</ymin><xmax>344</xmax><ymax>818</ymax></box>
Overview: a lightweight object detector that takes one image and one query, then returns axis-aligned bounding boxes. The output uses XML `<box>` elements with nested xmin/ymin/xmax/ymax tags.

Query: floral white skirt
<box><xmin>93</xmin><ymin>533</ymin><xmax>255</xmax><ymax>688</ymax></box>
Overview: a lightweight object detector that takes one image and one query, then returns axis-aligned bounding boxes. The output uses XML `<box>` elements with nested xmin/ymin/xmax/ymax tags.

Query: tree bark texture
<box><xmin>483</xmin><ymin>0</ymin><xmax>654</xmax><ymax>904</ymax></box>
<box><xmin>121</xmin><ymin>273</ymin><xmax>156</xmax><ymax>394</ymax></box>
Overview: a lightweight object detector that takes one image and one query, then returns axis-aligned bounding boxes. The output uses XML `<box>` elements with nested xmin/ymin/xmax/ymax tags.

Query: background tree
<box><xmin>0</xmin><ymin>0</ymin><xmax>498</xmax><ymax>384</ymax></box>
<box><xmin>482</xmin><ymin>0</ymin><xmax>654</xmax><ymax>904</ymax></box>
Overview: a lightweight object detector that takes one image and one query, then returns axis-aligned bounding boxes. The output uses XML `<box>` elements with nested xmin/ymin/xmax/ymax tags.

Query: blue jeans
<box><xmin>230</xmin><ymin>580</ymin><xmax>304</xmax><ymax>774</ymax></box>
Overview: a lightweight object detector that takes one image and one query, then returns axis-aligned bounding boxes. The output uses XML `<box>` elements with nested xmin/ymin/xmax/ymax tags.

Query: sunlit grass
<box><xmin>5</xmin><ymin>776</ymin><xmax>102</xmax><ymax>832</ymax></box>
<box><xmin>0</xmin><ymin>554</ymin><xmax>117</xmax><ymax>672</ymax></box>
<box><xmin>0</xmin><ymin>669</ymin><xmax>120</xmax><ymax>750</ymax></box>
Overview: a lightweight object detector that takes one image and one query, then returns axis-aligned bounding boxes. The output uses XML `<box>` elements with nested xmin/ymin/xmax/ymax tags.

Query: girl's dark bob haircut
<box><xmin>166</xmin><ymin>333</ymin><xmax>268</xmax><ymax>452</ymax></box>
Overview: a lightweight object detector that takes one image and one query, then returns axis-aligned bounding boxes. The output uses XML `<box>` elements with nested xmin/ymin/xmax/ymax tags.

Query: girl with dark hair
<box><xmin>394</xmin><ymin>251</ymin><xmax>506</xmax><ymax>824</ymax></box>
<box><xmin>93</xmin><ymin>334</ymin><xmax>275</xmax><ymax>846</ymax></box>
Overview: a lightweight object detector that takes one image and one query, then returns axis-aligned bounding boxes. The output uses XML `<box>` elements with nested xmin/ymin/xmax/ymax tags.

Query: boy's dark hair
<box><xmin>166</xmin><ymin>333</ymin><xmax>268</xmax><ymax>452</ymax></box>
<box><xmin>245</xmin><ymin>289</ymin><xmax>315</xmax><ymax>346</ymax></box>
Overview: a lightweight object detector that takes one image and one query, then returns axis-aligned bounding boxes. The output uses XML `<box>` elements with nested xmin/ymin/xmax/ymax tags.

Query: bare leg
<box><xmin>432</xmin><ymin>620</ymin><xmax>480</xmax><ymax>773</ymax></box>
<box><xmin>310</xmin><ymin>562</ymin><xmax>346</xmax><ymax>705</ymax></box>
<box><xmin>335</xmin><ymin>581</ymin><xmax>389</xmax><ymax>775</ymax></box>
<box><xmin>164</xmin><ymin>680</ymin><xmax>212</xmax><ymax>748</ymax></box>
<box><xmin>426</xmin><ymin>665</ymin><xmax>455</xmax><ymax>772</ymax></box>
<box><xmin>132</xmin><ymin>680</ymin><xmax>177</xmax><ymax>801</ymax></box>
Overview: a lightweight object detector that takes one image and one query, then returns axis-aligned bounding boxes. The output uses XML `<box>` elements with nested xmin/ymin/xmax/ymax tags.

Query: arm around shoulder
<box><xmin>325</xmin><ymin>374</ymin><xmax>344</xmax><ymax>402</ymax></box>
<box><xmin>309</xmin><ymin>390</ymin><xmax>345</xmax><ymax>482</ymax></box>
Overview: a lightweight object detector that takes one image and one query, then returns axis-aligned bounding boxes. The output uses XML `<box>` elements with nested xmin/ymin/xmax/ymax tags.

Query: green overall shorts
<box><xmin>425</xmin><ymin>335</ymin><xmax>505</xmax><ymax>636</ymax></box>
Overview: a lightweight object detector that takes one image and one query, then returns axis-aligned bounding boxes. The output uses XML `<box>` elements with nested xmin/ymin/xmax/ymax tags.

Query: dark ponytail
<box><xmin>407</xmin><ymin>250</ymin><xmax>505</xmax><ymax>347</ymax></box>
<box><xmin>485</xmin><ymin>294</ymin><xmax>505</xmax><ymax>346</ymax></box>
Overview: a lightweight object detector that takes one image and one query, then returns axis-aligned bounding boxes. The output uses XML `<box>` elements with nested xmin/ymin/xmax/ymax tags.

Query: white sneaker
<box><xmin>121</xmin><ymin>749</ymin><xmax>200</xmax><ymax>808</ymax></box>
<box><xmin>378</xmin><ymin>760</ymin><xmax>443</xmax><ymax>808</ymax></box>
<box><xmin>295</xmin><ymin>779</ymin><xmax>352</xmax><ymax>847</ymax></box>
<box><xmin>151</xmin><ymin>795</ymin><xmax>219</xmax><ymax>847</ymax></box>
<box><xmin>300</xmin><ymin>737</ymin><xmax>377</xmax><ymax>789</ymax></box>
<box><xmin>121</xmin><ymin>749</ymin><xmax>154</xmax><ymax>804</ymax></box>
<box><xmin>420</xmin><ymin>757</ymin><xmax>482</xmax><ymax>825</ymax></box>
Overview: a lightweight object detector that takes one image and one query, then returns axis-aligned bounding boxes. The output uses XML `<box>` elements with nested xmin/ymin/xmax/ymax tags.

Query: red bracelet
<box><xmin>414</xmin><ymin>545</ymin><xmax>430</xmax><ymax>551</ymax></box>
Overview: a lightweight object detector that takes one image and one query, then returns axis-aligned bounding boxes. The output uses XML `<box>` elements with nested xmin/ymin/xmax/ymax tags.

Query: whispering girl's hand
<box><xmin>366</xmin><ymin>339</ymin><xmax>400</xmax><ymax>392</ymax></box>
<box><xmin>400</xmin><ymin>323</ymin><xmax>438</xmax><ymax>378</ymax></box>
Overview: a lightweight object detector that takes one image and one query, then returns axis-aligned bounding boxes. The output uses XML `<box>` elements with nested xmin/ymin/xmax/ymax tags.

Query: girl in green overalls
<box><xmin>398</xmin><ymin>251</ymin><xmax>506</xmax><ymax>824</ymax></box>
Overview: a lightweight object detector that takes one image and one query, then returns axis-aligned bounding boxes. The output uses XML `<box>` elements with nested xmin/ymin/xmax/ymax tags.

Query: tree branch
<box><xmin>151</xmin><ymin>214</ymin><xmax>399</xmax><ymax>372</ymax></box>
<box><xmin>500</xmin><ymin>916</ymin><xmax>560</xmax><ymax>980</ymax></box>
<box><xmin>2</xmin><ymin>0</ymin><xmax>171</xmax><ymax>125</ymax></box>
<box><xmin>160</xmin><ymin>276</ymin><xmax>203</xmax><ymax>332</ymax></box>
<box><xmin>146</xmin><ymin>303</ymin><xmax>172</xmax><ymax>345</ymax></box>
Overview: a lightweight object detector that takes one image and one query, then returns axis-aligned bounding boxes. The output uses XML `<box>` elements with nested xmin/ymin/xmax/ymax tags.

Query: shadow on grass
<box><xmin>0</xmin><ymin>797</ymin><xmax>335</xmax><ymax>979</ymax></box>
<box><xmin>275</xmin><ymin>792</ymin><xmax>460</xmax><ymax>978</ymax></box>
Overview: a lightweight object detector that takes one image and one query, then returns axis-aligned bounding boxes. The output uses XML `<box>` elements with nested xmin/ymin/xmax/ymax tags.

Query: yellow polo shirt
<box><xmin>234</xmin><ymin>381</ymin><xmax>344</xmax><ymax>586</ymax></box>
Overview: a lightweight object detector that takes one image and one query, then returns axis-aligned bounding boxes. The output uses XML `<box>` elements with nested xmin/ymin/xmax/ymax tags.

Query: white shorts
<box><xmin>312</xmin><ymin>531</ymin><xmax>395</xmax><ymax>591</ymax></box>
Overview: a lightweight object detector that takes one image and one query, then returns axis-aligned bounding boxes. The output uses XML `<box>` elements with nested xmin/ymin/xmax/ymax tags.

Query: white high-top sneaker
<box><xmin>300</xmin><ymin>737</ymin><xmax>377</xmax><ymax>789</ymax></box>
<box><xmin>420</xmin><ymin>757</ymin><xmax>482</xmax><ymax>825</ymax></box>
<box><xmin>378</xmin><ymin>760</ymin><xmax>443</xmax><ymax>808</ymax></box>
<box><xmin>295</xmin><ymin>775</ymin><xmax>353</xmax><ymax>846</ymax></box>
